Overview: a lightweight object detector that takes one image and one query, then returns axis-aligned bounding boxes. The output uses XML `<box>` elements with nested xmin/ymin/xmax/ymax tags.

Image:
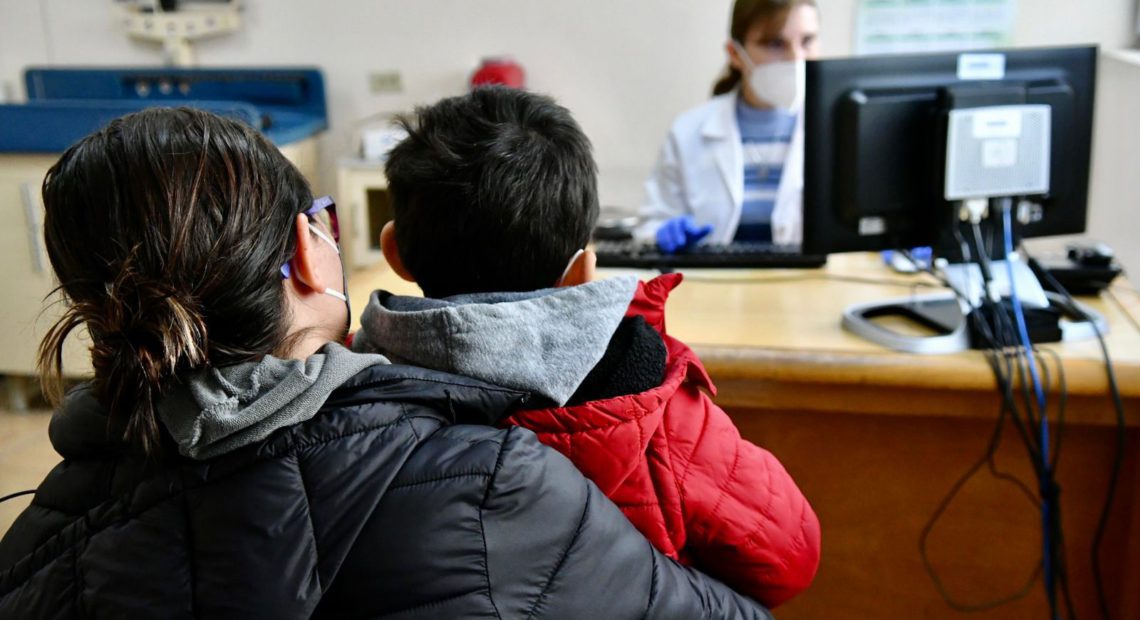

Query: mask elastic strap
<box><xmin>308</xmin><ymin>223</ymin><xmax>346</xmax><ymax>300</ymax></box>
<box><xmin>557</xmin><ymin>249</ymin><xmax>586</xmax><ymax>286</ymax></box>
<box><xmin>732</xmin><ymin>40</ymin><xmax>755</xmax><ymax>73</ymax></box>
<box><xmin>308</xmin><ymin>224</ymin><xmax>339</xmax><ymax>254</ymax></box>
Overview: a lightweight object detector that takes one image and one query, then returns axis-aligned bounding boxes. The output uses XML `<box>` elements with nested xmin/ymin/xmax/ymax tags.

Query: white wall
<box><xmin>0</xmin><ymin>0</ymin><xmax>1136</xmax><ymax>218</ymax></box>
<box><xmin>1088</xmin><ymin>50</ymin><xmax>1140</xmax><ymax>276</ymax></box>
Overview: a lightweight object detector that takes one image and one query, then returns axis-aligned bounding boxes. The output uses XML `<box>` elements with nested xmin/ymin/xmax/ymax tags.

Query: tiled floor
<box><xmin>0</xmin><ymin>408</ymin><xmax>56</xmax><ymax>536</ymax></box>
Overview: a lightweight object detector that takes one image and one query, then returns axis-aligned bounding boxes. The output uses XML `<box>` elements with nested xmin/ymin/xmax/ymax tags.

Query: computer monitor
<box><xmin>801</xmin><ymin>46</ymin><xmax>1097</xmax><ymax>256</ymax></box>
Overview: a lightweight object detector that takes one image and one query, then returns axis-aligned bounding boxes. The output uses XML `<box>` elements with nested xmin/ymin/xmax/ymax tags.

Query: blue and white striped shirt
<box><xmin>735</xmin><ymin>98</ymin><xmax>797</xmax><ymax>242</ymax></box>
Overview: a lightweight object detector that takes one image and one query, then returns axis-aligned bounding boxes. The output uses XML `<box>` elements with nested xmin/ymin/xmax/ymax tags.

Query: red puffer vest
<box><xmin>503</xmin><ymin>274</ymin><xmax>821</xmax><ymax>608</ymax></box>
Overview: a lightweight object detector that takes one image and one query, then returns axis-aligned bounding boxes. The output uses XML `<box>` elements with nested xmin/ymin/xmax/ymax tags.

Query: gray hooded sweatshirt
<box><xmin>158</xmin><ymin>343</ymin><xmax>388</xmax><ymax>460</ymax></box>
<box><xmin>351</xmin><ymin>277</ymin><xmax>641</xmax><ymax>407</ymax></box>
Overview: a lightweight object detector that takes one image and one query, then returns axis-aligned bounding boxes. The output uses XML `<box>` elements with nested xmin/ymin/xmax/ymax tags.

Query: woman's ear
<box><xmin>380</xmin><ymin>221</ymin><xmax>416</xmax><ymax>283</ymax></box>
<box><xmin>726</xmin><ymin>39</ymin><xmax>745</xmax><ymax>72</ymax></box>
<box><xmin>557</xmin><ymin>249</ymin><xmax>596</xmax><ymax>288</ymax></box>
<box><xmin>289</xmin><ymin>213</ymin><xmax>326</xmax><ymax>293</ymax></box>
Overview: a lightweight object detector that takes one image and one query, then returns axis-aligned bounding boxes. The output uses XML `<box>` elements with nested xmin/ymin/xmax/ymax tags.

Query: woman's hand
<box><xmin>656</xmin><ymin>216</ymin><xmax>713</xmax><ymax>254</ymax></box>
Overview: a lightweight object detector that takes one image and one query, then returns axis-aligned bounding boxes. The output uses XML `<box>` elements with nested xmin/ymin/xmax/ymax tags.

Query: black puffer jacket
<box><xmin>0</xmin><ymin>364</ymin><xmax>772</xmax><ymax>619</ymax></box>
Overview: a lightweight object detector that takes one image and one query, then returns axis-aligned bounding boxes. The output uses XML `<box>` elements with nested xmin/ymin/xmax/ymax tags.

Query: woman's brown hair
<box><xmin>38</xmin><ymin>108</ymin><xmax>312</xmax><ymax>454</ymax></box>
<box><xmin>712</xmin><ymin>0</ymin><xmax>818</xmax><ymax>96</ymax></box>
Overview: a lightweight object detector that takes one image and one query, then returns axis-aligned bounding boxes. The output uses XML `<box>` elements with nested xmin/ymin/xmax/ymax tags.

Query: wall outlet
<box><xmin>369</xmin><ymin>71</ymin><xmax>404</xmax><ymax>94</ymax></box>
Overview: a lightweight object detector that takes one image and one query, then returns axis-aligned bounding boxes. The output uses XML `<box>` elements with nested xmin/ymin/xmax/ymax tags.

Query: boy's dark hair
<box><xmin>385</xmin><ymin>86</ymin><xmax>599</xmax><ymax>298</ymax></box>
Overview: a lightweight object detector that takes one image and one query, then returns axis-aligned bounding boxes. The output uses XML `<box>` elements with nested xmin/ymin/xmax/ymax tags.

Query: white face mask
<box><xmin>733</xmin><ymin>41</ymin><xmax>806</xmax><ymax>111</ymax></box>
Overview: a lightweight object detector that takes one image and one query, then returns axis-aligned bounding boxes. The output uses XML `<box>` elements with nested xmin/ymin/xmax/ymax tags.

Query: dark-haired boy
<box><xmin>352</xmin><ymin>86</ymin><xmax>820</xmax><ymax>608</ymax></box>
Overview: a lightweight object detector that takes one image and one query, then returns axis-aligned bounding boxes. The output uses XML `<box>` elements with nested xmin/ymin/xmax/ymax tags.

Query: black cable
<box><xmin>912</xmin><ymin>241</ymin><xmax>1055</xmax><ymax>612</ymax></box>
<box><xmin>1103</xmin><ymin>287</ymin><xmax>1140</xmax><ymax>334</ymax></box>
<box><xmin>975</xmin><ymin>219</ymin><xmax>1062</xmax><ymax>617</ymax></box>
<box><xmin>1026</xmin><ymin>251</ymin><xmax>1128</xmax><ymax>620</ymax></box>
<box><xmin>914</xmin><ymin>236</ymin><xmax>1080</xmax><ymax>618</ymax></box>
<box><xmin>1034</xmin><ymin>346</ymin><xmax>1077</xmax><ymax>620</ymax></box>
<box><xmin>966</xmin><ymin>225</ymin><xmax>1045</xmax><ymax>470</ymax></box>
<box><xmin>0</xmin><ymin>489</ymin><xmax>35</xmax><ymax>504</ymax></box>
<box><xmin>1039</xmin><ymin>348</ymin><xmax>1068</xmax><ymax>474</ymax></box>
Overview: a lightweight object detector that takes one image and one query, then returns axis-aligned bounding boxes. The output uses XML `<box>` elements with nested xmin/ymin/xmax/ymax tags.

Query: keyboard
<box><xmin>593</xmin><ymin>240</ymin><xmax>827</xmax><ymax>270</ymax></box>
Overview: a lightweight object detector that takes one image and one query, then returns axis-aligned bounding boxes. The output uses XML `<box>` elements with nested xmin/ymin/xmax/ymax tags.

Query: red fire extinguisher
<box><xmin>470</xmin><ymin>57</ymin><xmax>525</xmax><ymax>89</ymax></box>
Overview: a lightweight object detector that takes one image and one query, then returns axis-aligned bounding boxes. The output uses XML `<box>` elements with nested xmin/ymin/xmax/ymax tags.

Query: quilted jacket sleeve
<box><xmin>482</xmin><ymin>426</ymin><xmax>774</xmax><ymax>620</ymax></box>
<box><xmin>666</xmin><ymin>386</ymin><xmax>822</xmax><ymax>608</ymax></box>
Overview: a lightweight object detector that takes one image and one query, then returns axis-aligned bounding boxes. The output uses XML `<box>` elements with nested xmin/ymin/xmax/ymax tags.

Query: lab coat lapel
<box><xmin>701</xmin><ymin>94</ymin><xmax>744</xmax><ymax>238</ymax></box>
<box><xmin>772</xmin><ymin>108</ymin><xmax>805</xmax><ymax>245</ymax></box>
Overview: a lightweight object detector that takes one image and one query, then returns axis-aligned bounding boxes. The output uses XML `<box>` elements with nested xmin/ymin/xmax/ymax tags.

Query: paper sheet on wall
<box><xmin>855</xmin><ymin>0</ymin><xmax>1018</xmax><ymax>56</ymax></box>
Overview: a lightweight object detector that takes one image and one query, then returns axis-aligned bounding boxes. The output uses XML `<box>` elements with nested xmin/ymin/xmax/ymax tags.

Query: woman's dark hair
<box><xmin>712</xmin><ymin>0</ymin><xmax>818</xmax><ymax>96</ymax></box>
<box><xmin>38</xmin><ymin>107</ymin><xmax>312</xmax><ymax>454</ymax></box>
<box><xmin>385</xmin><ymin>86</ymin><xmax>598</xmax><ymax>298</ymax></box>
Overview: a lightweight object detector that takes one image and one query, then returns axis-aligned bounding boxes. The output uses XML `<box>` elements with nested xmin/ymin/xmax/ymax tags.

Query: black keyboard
<box><xmin>594</xmin><ymin>240</ymin><xmax>827</xmax><ymax>270</ymax></box>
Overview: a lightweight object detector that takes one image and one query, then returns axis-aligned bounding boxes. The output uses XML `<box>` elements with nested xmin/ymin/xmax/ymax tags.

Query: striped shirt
<box><xmin>735</xmin><ymin>98</ymin><xmax>797</xmax><ymax>242</ymax></box>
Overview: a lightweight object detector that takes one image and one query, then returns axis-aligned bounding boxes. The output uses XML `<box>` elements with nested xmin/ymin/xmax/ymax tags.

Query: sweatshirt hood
<box><xmin>352</xmin><ymin>277</ymin><xmax>639</xmax><ymax>407</ymax></box>
<box><xmin>158</xmin><ymin>343</ymin><xmax>388</xmax><ymax>460</ymax></box>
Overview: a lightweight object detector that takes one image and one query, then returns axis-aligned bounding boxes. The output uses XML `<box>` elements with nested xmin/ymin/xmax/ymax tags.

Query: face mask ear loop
<box><xmin>557</xmin><ymin>249</ymin><xmax>586</xmax><ymax>287</ymax></box>
<box><xmin>307</xmin><ymin>223</ymin><xmax>346</xmax><ymax>301</ymax></box>
<box><xmin>732</xmin><ymin>39</ymin><xmax>756</xmax><ymax>74</ymax></box>
<box><xmin>308</xmin><ymin>223</ymin><xmax>340</xmax><ymax>254</ymax></box>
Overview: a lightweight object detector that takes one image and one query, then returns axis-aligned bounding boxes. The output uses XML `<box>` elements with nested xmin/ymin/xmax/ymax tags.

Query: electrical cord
<box><xmin>0</xmin><ymin>489</ymin><xmax>35</xmax><ymax>504</ymax></box>
<box><xmin>1103</xmin><ymin>287</ymin><xmax>1140</xmax><ymax>334</ymax></box>
<box><xmin>1025</xmin><ymin>248</ymin><xmax>1128</xmax><ymax>620</ymax></box>
<box><xmin>997</xmin><ymin>201</ymin><xmax>1058</xmax><ymax>617</ymax></box>
<box><xmin>912</xmin><ymin>241</ymin><xmax>1058</xmax><ymax>612</ymax></box>
<box><xmin>910</xmin><ymin>217</ymin><xmax>1077</xmax><ymax>617</ymax></box>
<box><xmin>977</xmin><ymin>216</ymin><xmax>1070</xmax><ymax>619</ymax></box>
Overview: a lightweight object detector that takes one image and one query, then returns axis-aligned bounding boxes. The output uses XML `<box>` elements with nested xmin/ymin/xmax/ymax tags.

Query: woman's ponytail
<box><xmin>39</xmin><ymin>253</ymin><xmax>208</xmax><ymax>454</ymax></box>
<box><xmin>713</xmin><ymin>67</ymin><xmax>744</xmax><ymax>97</ymax></box>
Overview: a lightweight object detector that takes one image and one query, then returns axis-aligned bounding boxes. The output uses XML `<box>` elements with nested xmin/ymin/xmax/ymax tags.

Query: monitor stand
<box><xmin>840</xmin><ymin>259</ymin><xmax>1109</xmax><ymax>355</ymax></box>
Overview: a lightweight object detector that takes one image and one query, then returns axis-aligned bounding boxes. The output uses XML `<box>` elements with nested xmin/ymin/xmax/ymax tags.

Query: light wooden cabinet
<box><xmin>336</xmin><ymin>159</ymin><xmax>391</xmax><ymax>273</ymax></box>
<box><xmin>0</xmin><ymin>155</ymin><xmax>91</xmax><ymax>381</ymax></box>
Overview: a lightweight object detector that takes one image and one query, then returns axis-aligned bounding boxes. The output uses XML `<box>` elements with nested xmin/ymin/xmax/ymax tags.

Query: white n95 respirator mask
<box><xmin>733</xmin><ymin>41</ymin><xmax>806</xmax><ymax>111</ymax></box>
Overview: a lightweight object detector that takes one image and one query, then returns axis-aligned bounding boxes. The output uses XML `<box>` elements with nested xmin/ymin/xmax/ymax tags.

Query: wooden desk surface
<box><xmin>348</xmin><ymin>252</ymin><xmax>1140</xmax><ymax>425</ymax></box>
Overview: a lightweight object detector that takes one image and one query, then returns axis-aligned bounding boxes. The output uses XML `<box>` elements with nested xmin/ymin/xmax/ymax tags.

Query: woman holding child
<box><xmin>0</xmin><ymin>107</ymin><xmax>773</xmax><ymax>619</ymax></box>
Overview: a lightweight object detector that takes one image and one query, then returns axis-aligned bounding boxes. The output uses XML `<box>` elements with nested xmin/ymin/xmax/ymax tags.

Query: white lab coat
<box><xmin>637</xmin><ymin>91</ymin><xmax>804</xmax><ymax>246</ymax></box>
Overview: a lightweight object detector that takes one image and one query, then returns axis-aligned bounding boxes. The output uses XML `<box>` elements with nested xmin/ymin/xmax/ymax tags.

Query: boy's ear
<box><xmin>557</xmin><ymin>249</ymin><xmax>596</xmax><ymax>288</ymax></box>
<box><xmin>380</xmin><ymin>221</ymin><xmax>416</xmax><ymax>283</ymax></box>
<box><xmin>289</xmin><ymin>213</ymin><xmax>326</xmax><ymax>293</ymax></box>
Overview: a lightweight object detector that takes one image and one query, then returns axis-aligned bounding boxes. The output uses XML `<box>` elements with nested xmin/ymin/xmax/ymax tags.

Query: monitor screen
<box><xmin>802</xmin><ymin>46</ymin><xmax>1097</xmax><ymax>256</ymax></box>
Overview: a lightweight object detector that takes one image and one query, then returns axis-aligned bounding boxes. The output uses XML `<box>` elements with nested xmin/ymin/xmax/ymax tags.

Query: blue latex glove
<box><xmin>881</xmin><ymin>246</ymin><xmax>933</xmax><ymax>273</ymax></box>
<box><xmin>656</xmin><ymin>216</ymin><xmax>713</xmax><ymax>254</ymax></box>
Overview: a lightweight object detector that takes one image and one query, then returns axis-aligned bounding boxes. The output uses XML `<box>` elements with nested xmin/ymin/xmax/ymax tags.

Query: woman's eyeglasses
<box><xmin>280</xmin><ymin>195</ymin><xmax>339</xmax><ymax>279</ymax></box>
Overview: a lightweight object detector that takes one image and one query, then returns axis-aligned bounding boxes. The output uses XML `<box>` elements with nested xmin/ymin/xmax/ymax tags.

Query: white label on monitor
<box><xmin>972</xmin><ymin>108</ymin><xmax>1022</xmax><ymax>138</ymax></box>
<box><xmin>858</xmin><ymin>216</ymin><xmax>886</xmax><ymax>236</ymax></box>
<box><xmin>982</xmin><ymin>138</ymin><xmax>1020</xmax><ymax>168</ymax></box>
<box><xmin>957</xmin><ymin>53</ymin><xmax>1006</xmax><ymax>80</ymax></box>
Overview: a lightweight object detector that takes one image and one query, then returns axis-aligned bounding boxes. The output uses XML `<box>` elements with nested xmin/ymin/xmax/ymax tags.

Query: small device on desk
<box><xmin>1029</xmin><ymin>242</ymin><xmax>1123</xmax><ymax>296</ymax></box>
<box><xmin>593</xmin><ymin>240</ymin><xmax>827</xmax><ymax>270</ymax></box>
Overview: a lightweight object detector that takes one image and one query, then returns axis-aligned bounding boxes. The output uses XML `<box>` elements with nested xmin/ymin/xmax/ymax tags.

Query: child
<box><xmin>352</xmin><ymin>86</ymin><xmax>821</xmax><ymax>608</ymax></box>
